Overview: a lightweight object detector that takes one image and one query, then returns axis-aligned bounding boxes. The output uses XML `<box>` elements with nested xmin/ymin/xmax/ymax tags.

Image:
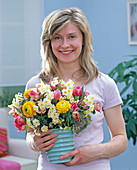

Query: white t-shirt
<box><xmin>25</xmin><ymin>72</ymin><xmax>122</xmax><ymax>170</ymax></box>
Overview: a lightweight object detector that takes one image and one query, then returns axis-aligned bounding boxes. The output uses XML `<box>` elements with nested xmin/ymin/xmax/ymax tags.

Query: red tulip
<box><xmin>13</xmin><ymin>116</ymin><xmax>26</xmax><ymax>133</ymax></box>
<box><xmin>94</xmin><ymin>102</ymin><xmax>101</xmax><ymax>113</ymax></box>
<box><xmin>72</xmin><ymin>111</ymin><xmax>80</xmax><ymax>121</ymax></box>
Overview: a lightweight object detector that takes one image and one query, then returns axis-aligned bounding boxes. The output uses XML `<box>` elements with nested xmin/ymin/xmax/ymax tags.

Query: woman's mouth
<box><xmin>60</xmin><ymin>50</ymin><xmax>73</xmax><ymax>55</ymax></box>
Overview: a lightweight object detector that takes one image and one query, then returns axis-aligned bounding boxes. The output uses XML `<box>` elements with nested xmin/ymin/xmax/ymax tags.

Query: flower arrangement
<box><xmin>8</xmin><ymin>77</ymin><xmax>100</xmax><ymax>135</ymax></box>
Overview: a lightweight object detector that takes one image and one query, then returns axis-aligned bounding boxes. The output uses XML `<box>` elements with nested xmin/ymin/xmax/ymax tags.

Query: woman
<box><xmin>26</xmin><ymin>7</ymin><xmax>127</xmax><ymax>170</ymax></box>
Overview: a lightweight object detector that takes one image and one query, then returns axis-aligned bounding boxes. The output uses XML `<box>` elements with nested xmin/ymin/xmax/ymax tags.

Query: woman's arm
<box><xmin>60</xmin><ymin>104</ymin><xmax>128</xmax><ymax>165</ymax></box>
<box><xmin>102</xmin><ymin>104</ymin><xmax>128</xmax><ymax>158</ymax></box>
<box><xmin>26</xmin><ymin>127</ymin><xmax>57</xmax><ymax>152</ymax></box>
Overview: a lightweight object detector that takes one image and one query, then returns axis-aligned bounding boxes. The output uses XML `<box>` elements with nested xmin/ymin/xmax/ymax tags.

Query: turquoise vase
<box><xmin>46</xmin><ymin>128</ymin><xmax>74</xmax><ymax>163</ymax></box>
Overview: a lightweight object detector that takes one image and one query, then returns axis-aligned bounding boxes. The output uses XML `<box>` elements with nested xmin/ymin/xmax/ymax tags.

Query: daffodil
<box><xmin>33</xmin><ymin>118</ymin><xmax>40</xmax><ymax>127</ymax></box>
<box><xmin>41</xmin><ymin>125</ymin><xmax>48</xmax><ymax>132</ymax></box>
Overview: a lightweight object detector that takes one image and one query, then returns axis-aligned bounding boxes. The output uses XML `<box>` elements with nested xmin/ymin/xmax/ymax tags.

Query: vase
<box><xmin>46</xmin><ymin>128</ymin><xmax>74</xmax><ymax>163</ymax></box>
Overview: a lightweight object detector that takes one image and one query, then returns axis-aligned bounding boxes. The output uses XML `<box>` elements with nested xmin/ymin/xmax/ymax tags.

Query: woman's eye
<box><xmin>55</xmin><ymin>36</ymin><xmax>61</xmax><ymax>40</ymax></box>
<box><xmin>69</xmin><ymin>35</ymin><xmax>75</xmax><ymax>39</ymax></box>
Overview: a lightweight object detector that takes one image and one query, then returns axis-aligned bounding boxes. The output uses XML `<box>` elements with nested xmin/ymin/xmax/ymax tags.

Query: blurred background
<box><xmin>0</xmin><ymin>0</ymin><xmax>137</xmax><ymax>169</ymax></box>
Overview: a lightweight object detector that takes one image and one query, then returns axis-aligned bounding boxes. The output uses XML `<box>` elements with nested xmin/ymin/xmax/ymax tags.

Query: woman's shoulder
<box><xmin>94</xmin><ymin>72</ymin><xmax>116</xmax><ymax>87</ymax></box>
<box><xmin>25</xmin><ymin>74</ymin><xmax>41</xmax><ymax>90</ymax></box>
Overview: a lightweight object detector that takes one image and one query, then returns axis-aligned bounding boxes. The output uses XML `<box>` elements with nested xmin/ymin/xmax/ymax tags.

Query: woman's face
<box><xmin>51</xmin><ymin>22</ymin><xmax>83</xmax><ymax>65</ymax></box>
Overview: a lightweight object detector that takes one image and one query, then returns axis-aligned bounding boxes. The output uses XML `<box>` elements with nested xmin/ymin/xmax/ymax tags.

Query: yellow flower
<box><xmin>64</xmin><ymin>126</ymin><xmax>68</xmax><ymax>130</ymax></box>
<box><xmin>22</xmin><ymin>101</ymin><xmax>37</xmax><ymax>117</ymax></box>
<box><xmin>56</xmin><ymin>100</ymin><xmax>71</xmax><ymax>114</ymax></box>
<box><xmin>24</xmin><ymin>89</ymin><xmax>31</xmax><ymax>99</ymax></box>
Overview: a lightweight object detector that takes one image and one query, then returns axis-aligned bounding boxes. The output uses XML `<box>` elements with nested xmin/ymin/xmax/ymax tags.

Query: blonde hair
<box><xmin>40</xmin><ymin>7</ymin><xmax>98</xmax><ymax>84</ymax></box>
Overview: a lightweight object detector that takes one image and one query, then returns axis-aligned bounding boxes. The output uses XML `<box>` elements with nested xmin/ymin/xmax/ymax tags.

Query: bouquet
<box><xmin>9</xmin><ymin>77</ymin><xmax>100</xmax><ymax>135</ymax></box>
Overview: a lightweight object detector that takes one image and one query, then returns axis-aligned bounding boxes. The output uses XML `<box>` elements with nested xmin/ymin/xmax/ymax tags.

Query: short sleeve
<box><xmin>102</xmin><ymin>75</ymin><xmax>122</xmax><ymax>110</ymax></box>
<box><xmin>25</xmin><ymin>75</ymin><xmax>41</xmax><ymax>90</ymax></box>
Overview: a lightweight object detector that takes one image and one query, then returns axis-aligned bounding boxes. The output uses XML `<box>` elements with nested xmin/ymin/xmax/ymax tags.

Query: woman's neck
<box><xmin>55</xmin><ymin>63</ymin><xmax>84</xmax><ymax>86</ymax></box>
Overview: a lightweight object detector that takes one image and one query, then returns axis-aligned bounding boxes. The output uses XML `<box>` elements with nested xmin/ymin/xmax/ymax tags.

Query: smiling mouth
<box><xmin>60</xmin><ymin>50</ymin><xmax>73</xmax><ymax>54</ymax></box>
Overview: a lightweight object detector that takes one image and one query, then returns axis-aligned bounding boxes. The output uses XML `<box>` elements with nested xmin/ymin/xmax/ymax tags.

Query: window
<box><xmin>0</xmin><ymin>0</ymin><xmax>43</xmax><ymax>86</ymax></box>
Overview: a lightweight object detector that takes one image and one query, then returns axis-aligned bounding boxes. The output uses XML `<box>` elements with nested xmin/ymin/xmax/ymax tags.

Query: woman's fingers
<box><xmin>33</xmin><ymin>130</ymin><xmax>57</xmax><ymax>151</ymax></box>
<box><xmin>65</xmin><ymin>155</ymin><xmax>80</xmax><ymax>166</ymax></box>
<box><xmin>60</xmin><ymin>149</ymin><xmax>80</xmax><ymax>160</ymax></box>
<box><xmin>40</xmin><ymin>137</ymin><xmax>57</xmax><ymax>151</ymax></box>
<box><xmin>60</xmin><ymin>149</ymin><xmax>81</xmax><ymax>166</ymax></box>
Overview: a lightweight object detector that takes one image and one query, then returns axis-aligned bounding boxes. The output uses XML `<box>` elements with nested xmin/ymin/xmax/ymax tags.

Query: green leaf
<box><xmin>133</xmin><ymin>79</ymin><xmax>137</xmax><ymax>93</ymax></box>
<box><xmin>127</xmin><ymin>119</ymin><xmax>137</xmax><ymax>135</ymax></box>
<box><xmin>129</xmin><ymin>104</ymin><xmax>137</xmax><ymax>110</ymax></box>
<box><xmin>120</xmin><ymin>81</ymin><xmax>132</xmax><ymax>96</ymax></box>
<box><xmin>126</xmin><ymin>125</ymin><xmax>132</xmax><ymax>139</ymax></box>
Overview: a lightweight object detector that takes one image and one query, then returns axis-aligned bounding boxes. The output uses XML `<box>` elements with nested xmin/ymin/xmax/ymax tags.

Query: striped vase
<box><xmin>46</xmin><ymin>128</ymin><xmax>74</xmax><ymax>163</ymax></box>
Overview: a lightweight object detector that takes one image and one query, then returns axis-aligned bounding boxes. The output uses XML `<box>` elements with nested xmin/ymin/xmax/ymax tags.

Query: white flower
<box><xmin>49</xmin><ymin>104</ymin><xmax>56</xmax><ymax>113</ymax></box>
<box><xmin>44</xmin><ymin>84</ymin><xmax>51</xmax><ymax>92</ymax></box>
<box><xmin>33</xmin><ymin>118</ymin><xmax>40</xmax><ymax>127</ymax></box>
<box><xmin>51</xmin><ymin>112</ymin><xmax>59</xmax><ymax>119</ymax></box>
<box><xmin>51</xmin><ymin>77</ymin><xmax>59</xmax><ymax>88</ymax></box>
<box><xmin>39</xmin><ymin>85</ymin><xmax>47</xmax><ymax>94</ymax></box>
<box><xmin>41</xmin><ymin>125</ymin><xmax>48</xmax><ymax>132</ymax></box>
<box><xmin>33</xmin><ymin>105</ymin><xmax>39</xmax><ymax>112</ymax></box>
<box><xmin>38</xmin><ymin>99</ymin><xmax>45</xmax><ymax>110</ymax></box>
<box><xmin>60</xmin><ymin>79</ymin><xmax>66</xmax><ymax>87</ymax></box>
<box><xmin>26</xmin><ymin>118</ymin><xmax>33</xmax><ymax>128</ymax></box>
<box><xmin>47</xmin><ymin>91</ymin><xmax>54</xmax><ymax>100</ymax></box>
<box><xmin>84</xmin><ymin>94</ymin><xmax>94</xmax><ymax>106</ymax></box>
<box><xmin>66</xmin><ymin>79</ymin><xmax>74</xmax><ymax>88</ymax></box>
<box><xmin>70</xmin><ymin>97</ymin><xmax>74</xmax><ymax>103</ymax></box>
<box><xmin>62</xmin><ymin>88</ymin><xmax>68</xmax><ymax>96</ymax></box>
<box><xmin>43</xmin><ymin>97</ymin><xmax>51</xmax><ymax>107</ymax></box>
<box><xmin>34</xmin><ymin>130</ymin><xmax>41</xmax><ymax>136</ymax></box>
<box><xmin>52</xmin><ymin>116</ymin><xmax>60</xmax><ymax>124</ymax></box>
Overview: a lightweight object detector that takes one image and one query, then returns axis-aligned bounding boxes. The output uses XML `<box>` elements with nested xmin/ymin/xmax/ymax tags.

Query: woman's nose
<box><xmin>61</xmin><ymin>38</ymin><xmax>70</xmax><ymax>48</ymax></box>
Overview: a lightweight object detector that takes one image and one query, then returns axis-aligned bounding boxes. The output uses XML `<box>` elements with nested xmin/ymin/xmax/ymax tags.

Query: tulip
<box><xmin>72</xmin><ymin>86</ymin><xmax>82</xmax><ymax>96</ymax></box>
<box><xmin>13</xmin><ymin>116</ymin><xmax>26</xmax><ymax>133</ymax></box>
<box><xmin>70</xmin><ymin>102</ymin><xmax>79</xmax><ymax>111</ymax></box>
<box><xmin>84</xmin><ymin>91</ymin><xmax>89</xmax><ymax>97</ymax></box>
<box><xmin>54</xmin><ymin>89</ymin><xmax>61</xmax><ymax>100</ymax></box>
<box><xmin>72</xmin><ymin>111</ymin><xmax>80</xmax><ymax>121</ymax></box>
<box><xmin>29</xmin><ymin>90</ymin><xmax>40</xmax><ymax>99</ymax></box>
<box><xmin>94</xmin><ymin>102</ymin><xmax>101</xmax><ymax>113</ymax></box>
<box><xmin>82</xmin><ymin>105</ymin><xmax>88</xmax><ymax>110</ymax></box>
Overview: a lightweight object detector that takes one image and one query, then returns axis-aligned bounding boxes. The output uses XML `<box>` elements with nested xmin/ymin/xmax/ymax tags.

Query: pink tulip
<box><xmin>82</xmin><ymin>105</ymin><xmax>88</xmax><ymax>110</ymax></box>
<box><xmin>53</xmin><ymin>89</ymin><xmax>61</xmax><ymax>100</ymax></box>
<box><xmin>29</xmin><ymin>90</ymin><xmax>40</xmax><ymax>99</ymax></box>
<box><xmin>72</xmin><ymin>86</ymin><xmax>82</xmax><ymax>96</ymax></box>
<box><xmin>70</xmin><ymin>102</ymin><xmax>79</xmax><ymax>111</ymax></box>
<box><xmin>84</xmin><ymin>91</ymin><xmax>89</xmax><ymax>97</ymax></box>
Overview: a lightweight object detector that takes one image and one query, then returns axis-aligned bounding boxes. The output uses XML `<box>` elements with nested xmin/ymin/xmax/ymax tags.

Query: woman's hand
<box><xmin>27</xmin><ymin>129</ymin><xmax>57</xmax><ymax>152</ymax></box>
<box><xmin>60</xmin><ymin>105</ymin><xmax>127</xmax><ymax>166</ymax></box>
<box><xmin>60</xmin><ymin>144</ymin><xmax>104</xmax><ymax>166</ymax></box>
